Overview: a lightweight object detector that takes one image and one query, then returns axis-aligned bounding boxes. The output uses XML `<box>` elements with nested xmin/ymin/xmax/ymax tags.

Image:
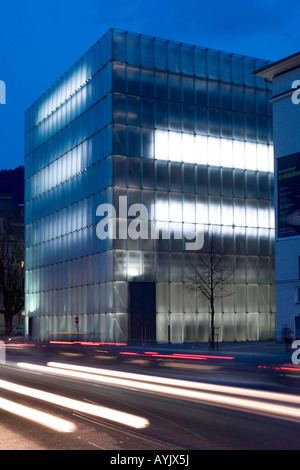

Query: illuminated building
<box><xmin>25</xmin><ymin>29</ymin><xmax>275</xmax><ymax>343</ymax></box>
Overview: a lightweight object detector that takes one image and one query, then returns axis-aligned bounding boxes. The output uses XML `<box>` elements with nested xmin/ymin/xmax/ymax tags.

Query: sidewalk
<box><xmin>4</xmin><ymin>336</ymin><xmax>296</xmax><ymax>367</ymax></box>
<box><xmin>98</xmin><ymin>340</ymin><xmax>294</xmax><ymax>366</ymax></box>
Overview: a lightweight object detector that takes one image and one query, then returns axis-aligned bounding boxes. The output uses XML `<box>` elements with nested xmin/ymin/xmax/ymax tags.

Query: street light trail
<box><xmin>47</xmin><ymin>361</ymin><xmax>300</xmax><ymax>405</ymax></box>
<box><xmin>0</xmin><ymin>377</ymin><xmax>149</xmax><ymax>429</ymax></box>
<box><xmin>17</xmin><ymin>362</ymin><xmax>300</xmax><ymax>422</ymax></box>
<box><xmin>0</xmin><ymin>396</ymin><xmax>76</xmax><ymax>433</ymax></box>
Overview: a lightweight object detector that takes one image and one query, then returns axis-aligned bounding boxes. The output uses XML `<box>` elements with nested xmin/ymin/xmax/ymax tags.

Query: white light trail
<box><xmin>0</xmin><ymin>396</ymin><xmax>75</xmax><ymax>433</ymax></box>
<box><xmin>17</xmin><ymin>362</ymin><xmax>300</xmax><ymax>422</ymax></box>
<box><xmin>46</xmin><ymin>361</ymin><xmax>300</xmax><ymax>405</ymax></box>
<box><xmin>0</xmin><ymin>377</ymin><xmax>149</xmax><ymax>429</ymax></box>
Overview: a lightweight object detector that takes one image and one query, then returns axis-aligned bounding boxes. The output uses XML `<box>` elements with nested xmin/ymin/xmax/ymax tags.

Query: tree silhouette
<box><xmin>187</xmin><ymin>229</ymin><xmax>234</xmax><ymax>350</ymax></box>
<box><xmin>0</xmin><ymin>231</ymin><xmax>24</xmax><ymax>335</ymax></box>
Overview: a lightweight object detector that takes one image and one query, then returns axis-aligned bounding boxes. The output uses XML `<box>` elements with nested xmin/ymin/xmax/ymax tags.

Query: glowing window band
<box><xmin>153</xmin><ymin>201</ymin><xmax>274</xmax><ymax>229</ymax></box>
<box><xmin>36</xmin><ymin>64</ymin><xmax>88</xmax><ymax>125</ymax></box>
<box><xmin>155</xmin><ymin>131</ymin><xmax>273</xmax><ymax>173</ymax></box>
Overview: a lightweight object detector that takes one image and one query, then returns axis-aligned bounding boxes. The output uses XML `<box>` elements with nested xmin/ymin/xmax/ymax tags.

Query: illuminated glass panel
<box><xmin>155</xmin><ymin>130</ymin><xmax>273</xmax><ymax>172</ymax></box>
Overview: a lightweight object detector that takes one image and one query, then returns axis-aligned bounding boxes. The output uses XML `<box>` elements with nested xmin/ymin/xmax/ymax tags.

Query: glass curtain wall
<box><xmin>25</xmin><ymin>31</ymin><xmax>117</xmax><ymax>341</ymax></box>
<box><xmin>25</xmin><ymin>29</ymin><xmax>275</xmax><ymax>343</ymax></box>
<box><xmin>110</xmin><ymin>30</ymin><xmax>275</xmax><ymax>343</ymax></box>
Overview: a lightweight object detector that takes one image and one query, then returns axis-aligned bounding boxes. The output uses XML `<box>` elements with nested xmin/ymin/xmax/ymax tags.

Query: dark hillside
<box><xmin>0</xmin><ymin>166</ymin><xmax>24</xmax><ymax>205</ymax></box>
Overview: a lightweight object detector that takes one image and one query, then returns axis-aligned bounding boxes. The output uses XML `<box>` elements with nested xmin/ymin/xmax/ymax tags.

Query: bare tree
<box><xmin>186</xmin><ymin>230</ymin><xmax>234</xmax><ymax>350</ymax></box>
<box><xmin>0</xmin><ymin>231</ymin><xmax>24</xmax><ymax>335</ymax></box>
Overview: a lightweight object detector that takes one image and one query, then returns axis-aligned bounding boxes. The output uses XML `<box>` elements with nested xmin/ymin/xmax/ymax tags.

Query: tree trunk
<box><xmin>4</xmin><ymin>313</ymin><xmax>13</xmax><ymax>336</ymax></box>
<box><xmin>210</xmin><ymin>301</ymin><xmax>215</xmax><ymax>351</ymax></box>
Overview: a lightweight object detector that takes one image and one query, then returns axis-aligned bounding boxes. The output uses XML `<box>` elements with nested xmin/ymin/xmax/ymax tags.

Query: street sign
<box><xmin>75</xmin><ymin>316</ymin><xmax>79</xmax><ymax>334</ymax></box>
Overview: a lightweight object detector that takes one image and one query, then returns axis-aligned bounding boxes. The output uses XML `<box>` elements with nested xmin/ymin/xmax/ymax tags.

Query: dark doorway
<box><xmin>28</xmin><ymin>317</ymin><xmax>33</xmax><ymax>338</ymax></box>
<box><xmin>295</xmin><ymin>316</ymin><xmax>300</xmax><ymax>340</ymax></box>
<box><xmin>129</xmin><ymin>282</ymin><xmax>156</xmax><ymax>341</ymax></box>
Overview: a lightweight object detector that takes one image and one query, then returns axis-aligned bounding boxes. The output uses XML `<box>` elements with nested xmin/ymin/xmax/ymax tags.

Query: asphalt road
<box><xmin>0</xmin><ymin>344</ymin><xmax>300</xmax><ymax>451</ymax></box>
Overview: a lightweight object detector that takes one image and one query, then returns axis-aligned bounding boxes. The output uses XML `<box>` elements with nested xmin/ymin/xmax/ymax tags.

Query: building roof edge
<box><xmin>253</xmin><ymin>51</ymin><xmax>300</xmax><ymax>80</ymax></box>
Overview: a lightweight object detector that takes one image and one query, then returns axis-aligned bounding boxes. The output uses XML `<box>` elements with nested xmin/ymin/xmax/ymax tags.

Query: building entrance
<box><xmin>129</xmin><ymin>282</ymin><xmax>156</xmax><ymax>341</ymax></box>
<box><xmin>295</xmin><ymin>316</ymin><xmax>300</xmax><ymax>340</ymax></box>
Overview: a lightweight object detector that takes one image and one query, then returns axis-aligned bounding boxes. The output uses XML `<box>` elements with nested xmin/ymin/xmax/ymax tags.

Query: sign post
<box><xmin>75</xmin><ymin>316</ymin><xmax>79</xmax><ymax>339</ymax></box>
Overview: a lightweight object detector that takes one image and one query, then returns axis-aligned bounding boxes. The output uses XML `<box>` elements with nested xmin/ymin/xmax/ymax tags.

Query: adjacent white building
<box><xmin>255</xmin><ymin>53</ymin><xmax>300</xmax><ymax>340</ymax></box>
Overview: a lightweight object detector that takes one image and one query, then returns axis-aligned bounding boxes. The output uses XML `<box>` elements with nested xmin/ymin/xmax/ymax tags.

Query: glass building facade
<box><xmin>25</xmin><ymin>29</ymin><xmax>275</xmax><ymax>343</ymax></box>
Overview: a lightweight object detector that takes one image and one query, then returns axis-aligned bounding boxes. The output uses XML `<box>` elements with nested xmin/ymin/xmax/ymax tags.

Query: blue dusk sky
<box><xmin>0</xmin><ymin>0</ymin><xmax>299</xmax><ymax>171</ymax></box>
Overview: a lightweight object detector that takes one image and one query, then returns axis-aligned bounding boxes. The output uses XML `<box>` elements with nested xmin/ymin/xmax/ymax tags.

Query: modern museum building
<box><xmin>24</xmin><ymin>29</ymin><xmax>275</xmax><ymax>343</ymax></box>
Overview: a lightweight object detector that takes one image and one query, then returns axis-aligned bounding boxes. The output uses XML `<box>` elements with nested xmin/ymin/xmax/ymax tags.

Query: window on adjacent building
<box><xmin>296</xmin><ymin>286</ymin><xmax>300</xmax><ymax>304</ymax></box>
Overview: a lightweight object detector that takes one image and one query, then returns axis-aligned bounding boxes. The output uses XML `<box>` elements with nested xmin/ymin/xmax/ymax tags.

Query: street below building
<box><xmin>0</xmin><ymin>340</ymin><xmax>300</xmax><ymax>451</ymax></box>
